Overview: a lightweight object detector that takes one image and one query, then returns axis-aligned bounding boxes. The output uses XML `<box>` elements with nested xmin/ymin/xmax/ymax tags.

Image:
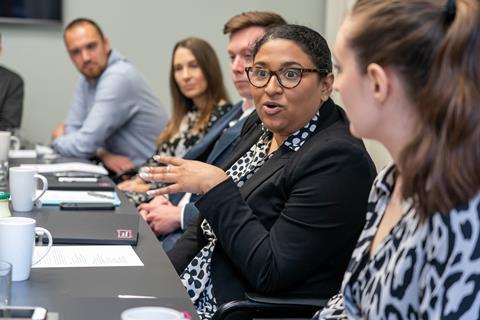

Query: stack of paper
<box><xmin>21</xmin><ymin>162</ymin><xmax>108</xmax><ymax>175</ymax></box>
<box><xmin>9</xmin><ymin>149</ymin><xmax>38</xmax><ymax>158</ymax></box>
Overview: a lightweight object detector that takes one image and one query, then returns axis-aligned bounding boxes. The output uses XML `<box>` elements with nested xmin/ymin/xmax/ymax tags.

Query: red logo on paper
<box><xmin>116</xmin><ymin>229</ymin><xmax>133</xmax><ymax>239</ymax></box>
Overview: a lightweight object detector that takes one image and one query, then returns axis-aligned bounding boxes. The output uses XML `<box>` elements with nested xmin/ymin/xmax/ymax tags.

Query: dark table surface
<box><xmin>8</xmin><ymin>157</ymin><xmax>198</xmax><ymax>320</ymax></box>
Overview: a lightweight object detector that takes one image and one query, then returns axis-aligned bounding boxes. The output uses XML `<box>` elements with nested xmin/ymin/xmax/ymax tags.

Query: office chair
<box><xmin>212</xmin><ymin>292</ymin><xmax>327</xmax><ymax>320</ymax></box>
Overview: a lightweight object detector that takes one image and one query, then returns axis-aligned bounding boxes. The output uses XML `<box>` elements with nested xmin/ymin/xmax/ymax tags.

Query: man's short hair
<box><xmin>64</xmin><ymin>18</ymin><xmax>105</xmax><ymax>40</ymax></box>
<box><xmin>223</xmin><ymin>11</ymin><xmax>286</xmax><ymax>36</ymax></box>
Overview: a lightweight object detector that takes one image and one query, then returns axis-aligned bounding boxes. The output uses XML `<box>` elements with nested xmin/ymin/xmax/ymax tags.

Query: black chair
<box><xmin>212</xmin><ymin>292</ymin><xmax>327</xmax><ymax>320</ymax></box>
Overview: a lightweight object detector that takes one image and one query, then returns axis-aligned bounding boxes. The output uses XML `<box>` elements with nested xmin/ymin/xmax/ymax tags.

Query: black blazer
<box><xmin>168</xmin><ymin>99</ymin><xmax>376</xmax><ymax>305</ymax></box>
<box><xmin>0</xmin><ymin>66</ymin><xmax>24</xmax><ymax>130</ymax></box>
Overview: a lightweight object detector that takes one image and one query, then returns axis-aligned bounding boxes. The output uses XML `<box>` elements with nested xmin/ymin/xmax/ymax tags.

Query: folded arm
<box><xmin>97</xmin><ymin>150</ymin><xmax>135</xmax><ymax>173</ymax></box>
<box><xmin>53</xmin><ymin>73</ymin><xmax>137</xmax><ymax>159</ymax></box>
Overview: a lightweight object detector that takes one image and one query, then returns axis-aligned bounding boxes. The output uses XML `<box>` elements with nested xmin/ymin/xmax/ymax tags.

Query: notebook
<box><xmin>45</xmin><ymin>175</ymin><xmax>115</xmax><ymax>191</ymax></box>
<box><xmin>36</xmin><ymin>189</ymin><xmax>121</xmax><ymax>207</ymax></box>
<box><xmin>36</xmin><ymin>212</ymin><xmax>139</xmax><ymax>245</ymax></box>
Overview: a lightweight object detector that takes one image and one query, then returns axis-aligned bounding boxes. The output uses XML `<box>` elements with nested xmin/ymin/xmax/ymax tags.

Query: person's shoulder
<box><xmin>427</xmin><ymin>192</ymin><xmax>480</xmax><ymax>254</ymax></box>
<box><xmin>0</xmin><ymin>65</ymin><xmax>23</xmax><ymax>82</ymax></box>
<box><xmin>241</xmin><ymin>110</ymin><xmax>261</xmax><ymax>135</ymax></box>
<box><xmin>416</xmin><ymin>192</ymin><xmax>480</xmax><ymax>313</ymax></box>
<box><xmin>98</xmin><ymin>51</ymin><xmax>145</xmax><ymax>91</ymax></box>
<box><xmin>294</xmin><ymin>103</ymin><xmax>375</xmax><ymax>174</ymax></box>
<box><xmin>416</xmin><ymin>191</ymin><xmax>480</xmax><ymax>285</ymax></box>
<box><xmin>323</xmin><ymin>102</ymin><xmax>356</xmax><ymax>137</ymax></box>
<box><xmin>102</xmin><ymin>50</ymin><xmax>139</xmax><ymax>78</ymax></box>
<box><xmin>213</xmin><ymin>101</ymin><xmax>234</xmax><ymax>116</ymax></box>
<box><xmin>305</xmin><ymin>107</ymin><xmax>364</xmax><ymax>156</ymax></box>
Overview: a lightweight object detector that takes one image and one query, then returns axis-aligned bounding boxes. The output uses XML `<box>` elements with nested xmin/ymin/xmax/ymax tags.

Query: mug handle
<box><xmin>10</xmin><ymin>136</ymin><xmax>20</xmax><ymax>150</ymax></box>
<box><xmin>33</xmin><ymin>174</ymin><xmax>48</xmax><ymax>203</ymax></box>
<box><xmin>32</xmin><ymin>227</ymin><xmax>53</xmax><ymax>265</ymax></box>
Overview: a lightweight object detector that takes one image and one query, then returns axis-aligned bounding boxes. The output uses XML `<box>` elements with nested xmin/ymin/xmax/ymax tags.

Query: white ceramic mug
<box><xmin>0</xmin><ymin>131</ymin><xmax>20</xmax><ymax>162</ymax></box>
<box><xmin>9</xmin><ymin>167</ymin><xmax>48</xmax><ymax>212</ymax></box>
<box><xmin>121</xmin><ymin>307</ymin><xmax>186</xmax><ymax>320</ymax></box>
<box><xmin>0</xmin><ymin>217</ymin><xmax>52</xmax><ymax>281</ymax></box>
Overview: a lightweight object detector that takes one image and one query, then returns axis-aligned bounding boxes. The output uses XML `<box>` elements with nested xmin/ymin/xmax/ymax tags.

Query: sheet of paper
<box><xmin>36</xmin><ymin>190</ymin><xmax>121</xmax><ymax>206</ymax></box>
<box><xmin>32</xmin><ymin>245</ymin><xmax>144</xmax><ymax>268</ymax></box>
<box><xmin>21</xmin><ymin>162</ymin><xmax>108</xmax><ymax>175</ymax></box>
<box><xmin>8</xmin><ymin>149</ymin><xmax>38</xmax><ymax>158</ymax></box>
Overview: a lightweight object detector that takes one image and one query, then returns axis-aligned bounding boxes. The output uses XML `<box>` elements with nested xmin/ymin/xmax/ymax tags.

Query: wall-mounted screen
<box><xmin>0</xmin><ymin>0</ymin><xmax>62</xmax><ymax>25</ymax></box>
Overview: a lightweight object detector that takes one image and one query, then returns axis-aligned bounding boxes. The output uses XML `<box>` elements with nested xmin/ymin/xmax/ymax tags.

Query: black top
<box><xmin>0</xmin><ymin>65</ymin><xmax>24</xmax><ymax>130</ymax></box>
<box><xmin>168</xmin><ymin>99</ymin><xmax>377</xmax><ymax>305</ymax></box>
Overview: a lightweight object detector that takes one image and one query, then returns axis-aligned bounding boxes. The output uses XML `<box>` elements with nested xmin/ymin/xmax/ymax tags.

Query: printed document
<box><xmin>32</xmin><ymin>245</ymin><xmax>144</xmax><ymax>268</ymax></box>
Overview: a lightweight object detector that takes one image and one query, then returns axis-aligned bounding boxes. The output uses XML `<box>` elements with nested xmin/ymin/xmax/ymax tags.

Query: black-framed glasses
<box><xmin>245</xmin><ymin>66</ymin><xmax>328</xmax><ymax>89</ymax></box>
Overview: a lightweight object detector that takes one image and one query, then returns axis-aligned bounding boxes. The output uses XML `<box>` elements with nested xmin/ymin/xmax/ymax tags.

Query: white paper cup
<box><xmin>121</xmin><ymin>307</ymin><xmax>186</xmax><ymax>320</ymax></box>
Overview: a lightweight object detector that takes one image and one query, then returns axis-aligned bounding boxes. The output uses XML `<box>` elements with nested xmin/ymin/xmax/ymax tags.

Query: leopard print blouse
<box><xmin>317</xmin><ymin>164</ymin><xmax>480</xmax><ymax>319</ymax></box>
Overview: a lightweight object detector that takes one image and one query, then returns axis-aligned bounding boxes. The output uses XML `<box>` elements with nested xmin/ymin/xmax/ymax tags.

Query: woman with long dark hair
<box><xmin>119</xmin><ymin>37</ymin><xmax>231</xmax><ymax>197</ymax></box>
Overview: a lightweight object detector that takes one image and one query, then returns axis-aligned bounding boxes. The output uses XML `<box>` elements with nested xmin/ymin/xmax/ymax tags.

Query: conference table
<box><xmin>8</xmin><ymin>157</ymin><xmax>199</xmax><ymax>320</ymax></box>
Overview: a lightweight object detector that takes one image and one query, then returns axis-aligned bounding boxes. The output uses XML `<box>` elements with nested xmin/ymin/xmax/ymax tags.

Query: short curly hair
<box><xmin>252</xmin><ymin>24</ymin><xmax>332</xmax><ymax>74</ymax></box>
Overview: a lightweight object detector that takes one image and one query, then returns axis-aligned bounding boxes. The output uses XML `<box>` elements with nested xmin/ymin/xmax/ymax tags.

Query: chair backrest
<box><xmin>246</xmin><ymin>292</ymin><xmax>328</xmax><ymax>307</ymax></box>
<box><xmin>212</xmin><ymin>292</ymin><xmax>327</xmax><ymax>320</ymax></box>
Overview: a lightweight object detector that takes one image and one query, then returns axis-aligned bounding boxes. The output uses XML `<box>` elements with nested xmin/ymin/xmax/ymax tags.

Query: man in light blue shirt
<box><xmin>52</xmin><ymin>18</ymin><xmax>168</xmax><ymax>173</ymax></box>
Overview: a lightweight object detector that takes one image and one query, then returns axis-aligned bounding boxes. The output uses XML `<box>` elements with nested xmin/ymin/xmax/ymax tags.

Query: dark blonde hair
<box><xmin>158</xmin><ymin>37</ymin><xmax>230</xmax><ymax>143</ymax></box>
<box><xmin>223</xmin><ymin>11</ymin><xmax>286</xmax><ymax>36</ymax></box>
<box><xmin>349</xmin><ymin>0</ymin><xmax>480</xmax><ymax>218</ymax></box>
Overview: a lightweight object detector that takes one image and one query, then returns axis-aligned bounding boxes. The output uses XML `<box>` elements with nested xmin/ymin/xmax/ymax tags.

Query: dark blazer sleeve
<box><xmin>196</xmin><ymin>133</ymin><xmax>374</xmax><ymax>294</ymax></box>
<box><xmin>167</xmin><ymin>220</ymin><xmax>202</xmax><ymax>275</ymax></box>
<box><xmin>182</xmin><ymin>202</ymin><xmax>200</xmax><ymax>230</ymax></box>
<box><xmin>167</xmin><ymin>110</ymin><xmax>262</xmax><ymax>272</ymax></box>
<box><xmin>0</xmin><ymin>69</ymin><xmax>24</xmax><ymax>130</ymax></box>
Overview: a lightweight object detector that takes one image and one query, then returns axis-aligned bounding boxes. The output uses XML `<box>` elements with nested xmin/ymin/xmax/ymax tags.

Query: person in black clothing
<box><xmin>0</xmin><ymin>32</ymin><xmax>24</xmax><ymax>131</ymax></box>
<box><xmin>141</xmin><ymin>24</ymin><xmax>376</xmax><ymax>320</ymax></box>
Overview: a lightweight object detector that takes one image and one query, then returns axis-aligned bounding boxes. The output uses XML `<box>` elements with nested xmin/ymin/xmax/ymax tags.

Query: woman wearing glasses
<box><xmin>140</xmin><ymin>24</ymin><xmax>376</xmax><ymax>319</ymax></box>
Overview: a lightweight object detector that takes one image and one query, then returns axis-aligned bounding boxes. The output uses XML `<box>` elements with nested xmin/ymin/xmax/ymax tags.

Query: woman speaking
<box><xmin>141</xmin><ymin>25</ymin><xmax>376</xmax><ymax>320</ymax></box>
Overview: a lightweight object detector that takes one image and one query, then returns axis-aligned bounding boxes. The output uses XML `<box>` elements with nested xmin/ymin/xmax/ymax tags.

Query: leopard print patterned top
<box><xmin>125</xmin><ymin>103</ymin><xmax>232</xmax><ymax>205</ymax></box>
<box><xmin>317</xmin><ymin>164</ymin><xmax>480</xmax><ymax>319</ymax></box>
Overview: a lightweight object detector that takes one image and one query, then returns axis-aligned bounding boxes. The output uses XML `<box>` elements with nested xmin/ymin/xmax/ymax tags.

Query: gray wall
<box><xmin>0</xmin><ymin>0</ymin><xmax>325</xmax><ymax>144</ymax></box>
<box><xmin>324</xmin><ymin>0</ymin><xmax>391</xmax><ymax>171</ymax></box>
